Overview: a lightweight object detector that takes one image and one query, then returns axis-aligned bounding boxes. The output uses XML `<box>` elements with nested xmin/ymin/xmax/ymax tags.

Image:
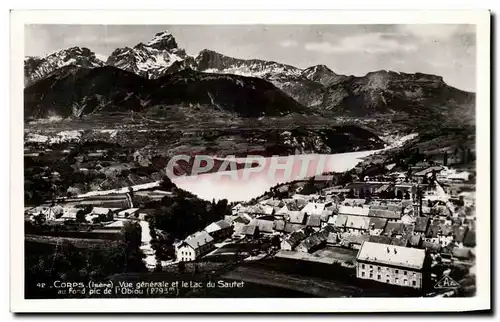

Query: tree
<box><xmin>33</xmin><ymin>212</ymin><xmax>46</xmax><ymax>226</ymax></box>
<box><xmin>76</xmin><ymin>210</ymin><xmax>87</xmax><ymax>223</ymax></box>
<box><xmin>120</xmin><ymin>221</ymin><xmax>146</xmax><ymax>272</ymax></box>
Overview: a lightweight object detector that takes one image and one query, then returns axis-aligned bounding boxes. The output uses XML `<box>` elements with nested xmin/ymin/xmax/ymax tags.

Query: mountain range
<box><xmin>24</xmin><ymin>30</ymin><xmax>475</xmax><ymax>122</ymax></box>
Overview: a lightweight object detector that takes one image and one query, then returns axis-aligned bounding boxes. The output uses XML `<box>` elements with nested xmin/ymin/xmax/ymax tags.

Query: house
<box><xmin>368</xmin><ymin>218</ymin><xmax>387</xmax><ymax>236</ymax></box>
<box><xmin>241</xmin><ymin>224</ymin><xmax>259</xmax><ymax>239</ymax></box>
<box><xmin>246</xmin><ymin>204</ymin><xmax>274</xmax><ymax>216</ymax></box>
<box><xmin>394</xmin><ymin>183</ymin><xmax>416</xmax><ymax>199</ymax></box>
<box><xmin>421</xmin><ymin>240</ymin><xmax>441</xmax><ymax>253</ymax></box>
<box><xmin>320</xmin><ymin>210</ymin><xmax>333</xmax><ymax>223</ymax></box>
<box><xmin>356</xmin><ymin>241</ymin><xmax>427</xmax><ymax>289</ymax></box>
<box><xmin>369</xmin><ymin>234</ymin><xmax>393</xmax><ymax>245</ymax></box>
<box><xmin>414</xmin><ymin>217</ymin><xmax>430</xmax><ymax>235</ymax></box>
<box><xmin>431</xmin><ymin>204</ymin><xmax>453</xmax><ymax>219</ymax></box>
<box><xmin>283</xmin><ymin>222</ymin><xmax>306</xmax><ymax>234</ymax></box>
<box><xmin>368</xmin><ymin>208</ymin><xmax>401</xmax><ymax>222</ymax></box>
<box><xmin>333</xmin><ymin>214</ymin><xmax>349</xmax><ymax>230</ymax></box>
<box><xmin>401</xmin><ymin>213</ymin><xmax>416</xmax><ymax>225</ymax></box>
<box><xmin>116</xmin><ymin>208</ymin><xmax>140</xmax><ymax>219</ymax></box>
<box><xmin>338</xmin><ymin>205</ymin><xmax>370</xmax><ymax>217</ymax></box>
<box><xmin>273</xmin><ymin>219</ymin><xmax>286</xmax><ymax>232</ymax></box>
<box><xmin>261</xmin><ymin>199</ymin><xmax>284</xmax><ymax>208</ymax></box>
<box><xmin>176</xmin><ymin>231</ymin><xmax>215</xmax><ymax>262</ymax></box>
<box><xmin>412</xmin><ymin>166</ymin><xmax>444</xmax><ymax>182</ymax></box>
<box><xmin>281</xmin><ymin>230</ymin><xmax>307</xmax><ymax>250</ymax></box>
<box><xmin>384</xmin><ymin>222</ymin><xmax>405</xmax><ymax>238</ymax></box>
<box><xmin>306</xmin><ymin>214</ymin><xmax>322</xmax><ymax>229</ymax></box>
<box><xmin>252</xmin><ymin>219</ymin><xmax>275</xmax><ymax>235</ymax></box>
<box><xmin>286</xmin><ymin>211</ymin><xmax>306</xmax><ymax>225</ymax></box>
<box><xmin>231</xmin><ymin>214</ymin><xmax>252</xmax><ymax>238</ymax></box>
<box><xmin>436</xmin><ymin>224</ymin><xmax>454</xmax><ymax>248</ymax></box>
<box><xmin>302</xmin><ymin>202</ymin><xmax>326</xmax><ymax>216</ymax></box>
<box><xmin>204</xmin><ymin>220</ymin><xmax>233</xmax><ymax>241</ymax></box>
<box><xmin>345</xmin><ymin>215</ymin><xmax>370</xmax><ymax>234</ymax></box>
<box><xmin>296</xmin><ymin>231</ymin><xmax>328</xmax><ymax>253</ymax></box>
<box><xmin>340</xmin><ymin>233</ymin><xmax>370</xmax><ymax>250</ymax></box>
<box><xmin>231</xmin><ymin>203</ymin><xmax>244</xmax><ymax>215</ymax></box>
<box><xmin>391</xmin><ymin>237</ymin><xmax>409</xmax><ymax>247</ymax></box>
<box><xmin>345</xmin><ymin>182</ymin><xmax>390</xmax><ymax>198</ymax></box>
<box><xmin>326</xmin><ymin>232</ymin><xmax>339</xmax><ymax>245</ymax></box>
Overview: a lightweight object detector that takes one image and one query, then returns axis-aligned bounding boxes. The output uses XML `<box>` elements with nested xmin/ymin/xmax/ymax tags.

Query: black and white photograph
<box><xmin>10</xmin><ymin>9</ymin><xmax>491</xmax><ymax>313</ymax></box>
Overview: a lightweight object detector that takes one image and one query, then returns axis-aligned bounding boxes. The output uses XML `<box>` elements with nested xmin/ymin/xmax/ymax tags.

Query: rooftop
<box><xmin>357</xmin><ymin>241</ymin><xmax>426</xmax><ymax>270</ymax></box>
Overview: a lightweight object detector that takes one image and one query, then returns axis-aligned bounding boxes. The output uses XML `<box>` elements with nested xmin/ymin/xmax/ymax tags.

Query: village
<box><xmin>24</xmin><ymin>157</ymin><xmax>476</xmax><ymax>297</ymax></box>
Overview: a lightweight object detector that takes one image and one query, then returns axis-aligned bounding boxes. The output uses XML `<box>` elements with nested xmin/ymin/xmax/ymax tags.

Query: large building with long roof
<box><xmin>356</xmin><ymin>241</ymin><xmax>428</xmax><ymax>289</ymax></box>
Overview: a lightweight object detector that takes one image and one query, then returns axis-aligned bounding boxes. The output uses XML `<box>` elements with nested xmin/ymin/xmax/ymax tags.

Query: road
<box><xmin>138</xmin><ymin>219</ymin><xmax>157</xmax><ymax>270</ymax></box>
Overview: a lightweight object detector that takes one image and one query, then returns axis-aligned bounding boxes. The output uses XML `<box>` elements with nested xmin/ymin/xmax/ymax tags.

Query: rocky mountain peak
<box><xmin>147</xmin><ymin>31</ymin><xmax>178</xmax><ymax>50</ymax></box>
<box><xmin>24</xmin><ymin>46</ymin><xmax>105</xmax><ymax>87</ymax></box>
<box><xmin>302</xmin><ymin>64</ymin><xmax>346</xmax><ymax>87</ymax></box>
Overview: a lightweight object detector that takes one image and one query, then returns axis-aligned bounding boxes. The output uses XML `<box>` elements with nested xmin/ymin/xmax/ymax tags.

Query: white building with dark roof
<box><xmin>356</xmin><ymin>241</ymin><xmax>427</xmax><ymax>289</ymax></box>
<box><xmin>176</xmin><ymin>231</ymin><xmax>215</xmax><ymax>262</ymax></box>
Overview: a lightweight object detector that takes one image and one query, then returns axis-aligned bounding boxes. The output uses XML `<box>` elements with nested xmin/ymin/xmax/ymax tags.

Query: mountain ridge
<box><xmin>24</xmin><ymin>30</ymin><xmax>475</xmax><ymax>123</ymax></box>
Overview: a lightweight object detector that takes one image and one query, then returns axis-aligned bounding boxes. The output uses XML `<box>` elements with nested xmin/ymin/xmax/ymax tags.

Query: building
<box><xmin>384</xmin><ymin>222</ymin><xmax>405</xmax><ymax>238</ymax></box>
<box><xmin>306</xmin><ymin>214</ymin><xmax>322</xmax><ymax>229</ymax></box>
<box><xmin>345</xmin><ymin>182</ymin><xmax>391</xmax><ymax>198</ymax></box>
<box><xmin>394</xmin><ymin>183</ymin><xmax>416</xmax><ymax>200</ymax></box>
<box><xmin>345</xmin><ymin>215</ymin><xmax>370</xmax><ymax>234</ymax></box>
<box><xmin>286</xmin><ymin>211</ymin><xmax>306</xmax><ymax>225</ymax></box>
<box><xmin>273</xmin><ymin>219</ymin><xmax>286</xmax><ymax>232</ymax></box>
<box><xmin>340</xmin><ymin>233</ymin><xmax>370</xmax><ymax>250</ymax></box>
<box><xmin>176</xmin><ymin>231</ymin><xmax>215</xmax><ymax>262</ymax></box>
<box><xmin>283</xmin><ymin>222</ymin><xmax>306</xmax><ymax>234</ymax></box>
<box><xmin>414</xmin><ymin>217</ymin><xmax>430</xmax><ymax>235</ymax></box>
<box><xmin>204</xmin><ymin>220</ymin><xmax>233</xmax><ymax>241</ymax></box>
<box><xmin>356</xmin><ymin>241</ymin><xmax>427</xmax><ymax>289</ymax></box>
<box><xmin>252</xmin><ymin>219</ymin><xmax>275</xmax><ymax>235</ymax></box>
<box><xmin>413</xmin><ymin>166</ymin><xmax>444</xmax><ymax>182</ymax></box>
<box><xmin>368</xmin><ymin>208</ymin><xmax>401</xmax><ymax>222</ymax></box>
<box><xmin>333</xmin><ymin>214</ymin><xmax>349</xmax><ymax>230</ymax></box>
<box><xmin>241</xmin><ymin>224</ymin><xmax>259</xmax><ymax>239</ymax></box>
<box><xmin>320</xmin><ymin>210</ymin><xmax>333</xmax><ymax>224</ymax></box>
<box><xmin>302</xmin><ymin>202</ymin><xmax>326</xmax><ymax>216</ymax></box>
<box><xmin>338</xmin><ymin>205</ymin><xmax>370</xmax><ymax>217</ymax></box>
<box><xmin>296</xmin><ymin>231</ymin><xmax>328</xmax><ymax>253</ymax></box>
<box><xmin>281</xmin><ymin>230</ymin><xmax>307</xmax><ymax>250</ymax></box>
<box><xmin>368</xmin><ymin>218</ymin><xmax>387</xmax><ymax>236</ymax></box>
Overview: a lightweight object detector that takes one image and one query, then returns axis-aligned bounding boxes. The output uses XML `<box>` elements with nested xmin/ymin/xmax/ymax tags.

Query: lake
<box><xmin>171</xmin><ymin>149</ymin><xmax>381</xmax><ymax>202</ymax></box>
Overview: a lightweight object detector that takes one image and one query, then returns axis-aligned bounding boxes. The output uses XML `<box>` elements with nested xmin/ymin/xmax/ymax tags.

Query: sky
<box><xmin>25</xmin><ymin>24</ymin><xmax>476</xmax><ymax>92</ymax></box>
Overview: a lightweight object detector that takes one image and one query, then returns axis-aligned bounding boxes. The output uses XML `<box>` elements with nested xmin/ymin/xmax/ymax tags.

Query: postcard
<box><xmin>10</xmin><ymin>9</ymin><xmax>491</xmax><ymax>313</ymax></box>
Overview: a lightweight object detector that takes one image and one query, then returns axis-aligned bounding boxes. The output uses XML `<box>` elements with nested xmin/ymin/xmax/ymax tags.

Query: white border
<box><xmin>10</xmin><ymin>9</ymin><xmax>491</xmax><ymax>313</ymax></box>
